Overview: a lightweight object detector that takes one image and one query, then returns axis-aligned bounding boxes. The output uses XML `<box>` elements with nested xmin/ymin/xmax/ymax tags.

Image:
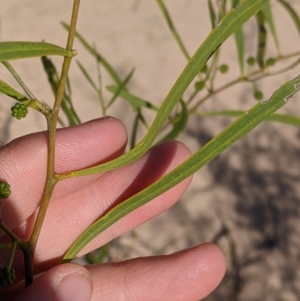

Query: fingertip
<box><xmin>178</xmin><ymin>242</ymin><xmax>226</xmax><ymax>297</ymax></box>
<box><xmin>87</xmin><ymin>243</ymin><xmax>226</xmax><ymax>301</ymax></box>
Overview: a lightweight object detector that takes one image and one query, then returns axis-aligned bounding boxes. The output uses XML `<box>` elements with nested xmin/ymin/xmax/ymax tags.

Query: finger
<box><xmin>0</xmin><ymin>117</ymin><xmax>127</xmax><ymax>230</ymax></box>
<box><xmin>9</xmin><ymin>264</ymin><xmax>92</xmax><ymax>301</ymax></box>
<box><xmin>34</xmin><ymin>140</ymin><xmax>192</xmax><ymax>271</ymax></box>
<box><xmin>87</xmin><ymin>243</ymin><xmax>226</xmax><ymax>301</ymax></box>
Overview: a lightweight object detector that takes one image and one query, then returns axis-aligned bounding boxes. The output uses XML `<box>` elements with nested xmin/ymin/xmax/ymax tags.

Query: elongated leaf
<box><xmin>76</xmin><ymin>61</ymin><xmax>98</xmax><ymax>92</ymax></box>
<box><xmin>231</xmin><ymin>0</ymin><xmax>244</xmax><ymax>75</ymax></box>
<box><xmin>277</xmin><ymin>0</ymin><xmax>300</xmax><ymax>35</ymax></box>
<box><xmin>208</xmin><ymin>0</ymin><xmax>217</xmax><ymax>29</ymax></box>
<box><xmin>201</xmin><ymin>110</ymin><xmax>300</xmax><ymax>127</ymax></box>
<box><xmin>106</xmin><ymin>86</ymin><xmax>159</xmax><ymax>111</ymax></box>
<box><xmin>41</xmin><ymin>56</ymin><xmax>81</xmax><ymax>125</ymax></box>
<box><xmin>234</xmin><ymin>26</ymin><xmax>245</xmax><ymax>75</ymax></box>
<box><xmin>0</xmin><ymin>42</ymin><xmax>74</xmax><ymax>61</ymax></box>
<box><xmin>58</xmin><ymin>0</ymin><xmax>271</xmax><ymax>181</ymax></box>
<box><xmin>256</xmin><ymin>11</ymin><xmax>267</xmax><ymax>68</ymax></box>
<box><xmin>0</xmin><ymin>79</ymin><xmax>29</xmax><ymax>102</ymax></box>
<box><xmin>61</xmin><ymin>0</ymin><xmax>275</xmax><ymax>259</ymax></box>
<box><xmin>262</xmin><ymin>2</ymin><xmax>280</xmax><ymax>53</ymax></box>
<box><xmin>156</xmin><ymin>0</ymin><xmax>190</xmax><ymax>60</ymax></box>
<box><xmin>107</xmin><ymin>69</ymin><xmax>135</xmax><ymax>109</ymax></box>
<box><xmin>63</xmin><ymin>74</ymin><xmax>300</xmax><ymax>261</ymax></box>
<box><xmin>159</xmin><ymin>99</ymin><xmax>188</xmax><ymax>142</ymax></box>
<box><xmin>61</xmin><ymin>22</ymin><xmax>122</xmax><ymax>85</ymax></box>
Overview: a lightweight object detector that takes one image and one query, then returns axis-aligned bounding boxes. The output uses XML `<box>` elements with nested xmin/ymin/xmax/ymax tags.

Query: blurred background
<box><xmin>1</xmin><ymin>1</ymin><xmax>300</xmax><ymax>300</ymax></box>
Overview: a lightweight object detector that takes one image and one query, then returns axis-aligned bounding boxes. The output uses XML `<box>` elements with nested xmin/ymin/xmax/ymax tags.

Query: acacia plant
<box><xmin>0</xmin><ymin>0</ymin><xmax>300</xmax><ymax>290</ymax></box>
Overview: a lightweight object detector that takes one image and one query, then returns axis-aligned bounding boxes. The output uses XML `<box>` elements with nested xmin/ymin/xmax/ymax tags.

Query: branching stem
<box><xmin>24</xmin><ymin>0</ymin><xmax>81</xmax><ymax>287</ymax></box>
<box><xmin>190</xmin><ymin>52</ymin><xmax>300</xmax><ymax>111</ymax></box>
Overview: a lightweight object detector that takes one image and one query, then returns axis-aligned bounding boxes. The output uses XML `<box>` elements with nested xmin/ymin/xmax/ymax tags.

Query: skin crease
<box><xmin>0</xmin><ymin>117</ymin><xmax>226</xmax><ymax>301</ymax></box>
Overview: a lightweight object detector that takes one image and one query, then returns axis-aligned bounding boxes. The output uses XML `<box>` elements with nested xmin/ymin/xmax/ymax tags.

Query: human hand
<box><xmin>0</xmin><ymin>117</ymin><xmax>225</xmax><ymax>300</ymax></box>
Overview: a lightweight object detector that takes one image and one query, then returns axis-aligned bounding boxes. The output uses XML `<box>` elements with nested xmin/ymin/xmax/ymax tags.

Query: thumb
<box><xmin>15</xmin><ymin>264</ymin><xmax>92</xmax><ymax>301</ymax></box>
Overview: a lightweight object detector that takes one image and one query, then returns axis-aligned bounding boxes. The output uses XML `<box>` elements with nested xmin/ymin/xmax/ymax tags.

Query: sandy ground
<box><xmin>1</xmin><ymin>1</ymin><xmax>300</xmax><ymax>300</ymax></box>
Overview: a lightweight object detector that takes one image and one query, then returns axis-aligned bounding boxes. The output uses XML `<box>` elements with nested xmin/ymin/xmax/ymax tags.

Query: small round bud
<box><xmin>219</xmin><ymin>64</ymin><xmax>229</xmax><ymax>73</ymax></box>
<box><xmin>194</xmin><ymin>80</ymin><xmax>205</xmax><ymax>91</ymax></box>
<box><xmin>254</xmin><ymin>90</ymin><xmax>263</xmax><ymax>100</ymax></box>
<box><xmin>11</xmin><ymin>103</ymin><xmax>28</xmax><ymax>120</ymax></box>
<box><xmin>266</xmin><ymin>57</ymin><xmax>276</xmax><ymax>67</ymax></box>
<box><xmin>0</xmin><ymin>182</ymin><xmax>11</xmax><ymax>198</ymax></box>
<box><xmin>247</xmin><ymin>57</ymin><xmax>256</xmax><ymax>66</ymax></box>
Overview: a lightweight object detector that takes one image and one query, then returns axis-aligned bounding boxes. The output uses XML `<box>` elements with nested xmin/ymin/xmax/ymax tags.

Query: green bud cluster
<box><xmin>0</xmin><ymin>267</ymin><xmax>16</xmax><ymax>286</ymax></box>
<box><xmin>0</xmin><ymin>182</ymin><xmax>11</xmax><ymax>199</ymax></box>
<box><xmin>11</xmin><ymin>103</ymin><xmax>28</xmax><ymax>120</ymax></box>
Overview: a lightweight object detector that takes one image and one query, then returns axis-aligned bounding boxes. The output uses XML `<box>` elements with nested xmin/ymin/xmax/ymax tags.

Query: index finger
<box><xmin>0</xmin><ymin>117</ymin><xmax>127</xmax><ymax>231</ymax></box>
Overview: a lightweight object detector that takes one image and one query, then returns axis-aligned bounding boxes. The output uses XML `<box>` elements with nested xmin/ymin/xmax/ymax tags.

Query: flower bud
<box><xmin>11</xmin><ymin>103</ymin><xmax>28</xmax><ymax>120</ymax></box>
<box><xmin>0</xmin><ymin>182</ymin><xmax>11</xmax><ymax>198</ymax></box>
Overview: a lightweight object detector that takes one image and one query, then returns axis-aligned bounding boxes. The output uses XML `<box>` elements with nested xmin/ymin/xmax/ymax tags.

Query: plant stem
<box><xmin>190</xmin><ymin>53</ymin><xmax>300</xmax><ymax>111</ymax></box>
<box><xmin>2</xmin><ymin>61</ymin><xmax>36</xmax><ymax>100</ymax></box>
<box><xmin>7</xmin><ymin>240</ymin><xmax>17</xmax><ymax>270</ymax></box>
<box><xmin>26</xmin><ymin>0</ymin><xmax>81</xmax><ymax>286</ymax></box>
<box><xmin>0</xmin><ymin>221</ymin><xmax>24</xmax><ymax>243</ymax></box>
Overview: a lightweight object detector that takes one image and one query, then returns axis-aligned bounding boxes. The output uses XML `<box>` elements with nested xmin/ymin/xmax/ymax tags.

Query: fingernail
<box><xmin>54</xmin><ymin>274</ymin><xmax>92</xmax><ymax>301</ymax></box>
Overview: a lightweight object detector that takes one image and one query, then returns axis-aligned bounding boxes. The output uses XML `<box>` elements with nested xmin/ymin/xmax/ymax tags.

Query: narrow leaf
<box><xmin>61</xmin><ymin>22</ymin><xmax>122</xmax><ymax>85</ymax></box>
<box><xmin>41</xmin><ymin>56</ymin><xmax>81</xmax><ymax>125</ymax></box>
<box><xmin>208</xmin><ymin>0</ymin><xmax>217</xmax><ymax>28</ymax></box>
<box><xmin>277</xmin><ymin>0</ymin><xmax>300</xmax><ymax>35</ymax></box>
<box><xmin>106</xmin><ymin>86</ymin><xmax>159</xmax><ymax>111</ymax></box>
<box><xmin>256</xmin><ymin>11</ymin><xmax>267</xmax><ymax>68</ymax></box>
<box><xmin>231</xmin><ymin>0</ymin><xmax>245</xmax><ymax>75</ymax></box>
<box><xmin>63</xmin><ymin>74</ymin><xmax>300</xmax><ymax>261</ymax></box>
<box><xmin>107</xmin><ymin>69</ymin><xmax>135</xmax><ymax>109</ymax></box>
<box><xmin>0</xmin><ymin>42</ymin><xmax>74</xmax><ymax>61</ymax></box>
<box><xmin>59</xmin><ymin>0</ymin><xmax>271</xmax><ymax>180</ymax></box>
<box><xmin>76</xmin><ymin>61</ymin><xmax>98</xmax><ymax>92</ymax></box>
<box><xmin>201</xmin><ymin>110</ymin><xmax>300</xmax><ymax>127</ymax></box>
<box><xmin>0</xmin><ymin>79</ymin><xmax>29</xmax><ymax>102</ymax></box>
<box><xmin>262</xmin><ymin>2</ymin><xmax>281</xmax><ymax>54</ymax></box>
<box><xmin>156</xmin><ymin>0</ymin><xmax>190</xmax><ymax>60</ymax></box>
<box><xmin>234</xmin><ymin>27</ymin><xmax>245</xmax><ymax>75</ymax></box>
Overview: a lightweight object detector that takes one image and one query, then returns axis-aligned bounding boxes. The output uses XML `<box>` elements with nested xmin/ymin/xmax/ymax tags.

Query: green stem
<box><xmin>0</xmin><ymin>221</ymin><xmax>24</xmax><ymax>244</ymax></box>
<box><xmin>2</xmin><ymin>61</ymin><xmax>36</xmax><ymax>100</ymax></box>
<box><xmin>26</xmin><ymin>0</ymin><xmax>81</xmax><ymax>286</ymax></box>
<box><xmin>190</xmin><ymin>53</ymin><xmax>300</xmax><ymax>111</ymax></box>
<box><xmin>7</xmin><ymin>240</ymin><xmax>17</xmax><ymax>270</ymax></box>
